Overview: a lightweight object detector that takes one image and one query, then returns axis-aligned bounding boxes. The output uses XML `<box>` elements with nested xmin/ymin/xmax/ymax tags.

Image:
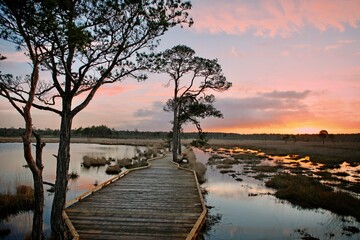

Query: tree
<box><xmin>0</xmin><ymin>1</ymin><xmax>192</xmax><ymax>238</ymax></box>
<box><xmin>319</xmin><ymin>130</ymin><xmax>328</xmax><ymax>144</ymax></box>
<box><xmin>0</xmin><ymin>50</ymin><xmax>46</xmax><ymax>240</ymax></box>
<box><xmin>153</xmin><ymin>45</ymin><xmax>232</xmax><ymax>161</ymax></box>
<box><xmin>165</xmin><ymin>93</ymin><xmax>223</xmax><ymax>152</ymax></box>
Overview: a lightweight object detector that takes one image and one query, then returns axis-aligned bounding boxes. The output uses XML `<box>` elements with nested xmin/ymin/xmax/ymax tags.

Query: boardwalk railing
<box><xmin>63</xmin><ymin>154</ymin><xmax>207</xmax><ymax>240</ymax></box>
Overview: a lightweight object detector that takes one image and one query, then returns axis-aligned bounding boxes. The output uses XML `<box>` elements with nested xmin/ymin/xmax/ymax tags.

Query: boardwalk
<box><xmin>65</xmin><ymin>155</ymin><xmax>206</xmax><ymax>240</ymax></box>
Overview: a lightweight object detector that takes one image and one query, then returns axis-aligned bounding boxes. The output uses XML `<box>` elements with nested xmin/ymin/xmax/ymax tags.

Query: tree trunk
<box><xmin>33</xmin><ymin>133</ymin><xmax>45</xmax><ymax>240</ymax></box>
<box><xmin>178</xmin><ymin>131</ymin><xmax>182</xmax><ymax>155</ymax></box>
<box><xmin>22</xmin><ymin>134</ymin><xmax>45</xmax><ymax>240</ymax></box>
<box><xmin>32</xmin><ymin>172</ymin><xmax>44</xmax><ymax>240</ymax></box>
<box><xmin>172</xmin><ymin>105</ymin><xmax>179</xmax><ymax>162</ymax></box>
<box><xmin>51</xmin><ymin>108</ymin><xmax>72</xmax><ymax>240</ymax></box>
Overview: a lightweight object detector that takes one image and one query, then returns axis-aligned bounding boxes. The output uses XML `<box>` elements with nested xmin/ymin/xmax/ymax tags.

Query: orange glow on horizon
<box><xmin>205</xmin><ymin>123</ymin><xmax>358</xmax><ymax>135</ymax></box>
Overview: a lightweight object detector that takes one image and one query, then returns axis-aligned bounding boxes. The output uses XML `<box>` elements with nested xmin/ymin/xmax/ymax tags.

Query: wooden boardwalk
<box><xmin>65</xmin><ymin>155</ymin><xmax>206</xmax><ymax>240</ymax></box>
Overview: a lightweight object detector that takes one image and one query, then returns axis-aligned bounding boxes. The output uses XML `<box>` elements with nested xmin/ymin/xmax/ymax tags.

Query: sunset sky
<box><xmin>0</xmin><ymin>0</ymin><xmax>359</xmax><ymax>134</ymax></box>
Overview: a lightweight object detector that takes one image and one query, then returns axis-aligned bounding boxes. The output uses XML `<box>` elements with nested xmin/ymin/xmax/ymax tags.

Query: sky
<box><xmin>0</xmin><ymin>0</ymin><xmax>359</xmax><ymax>134</ymax></box>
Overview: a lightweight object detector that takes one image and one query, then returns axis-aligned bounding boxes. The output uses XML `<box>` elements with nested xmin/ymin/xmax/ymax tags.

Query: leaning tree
<box><xmin>0</xmin><ymin>1</ymin><xmax>192</xmax><ymax>238</ymax></box>
<box><xmin>151</xmin><ymin>45</ymin><xmax>232</xmax><ymax>161</ymax></box>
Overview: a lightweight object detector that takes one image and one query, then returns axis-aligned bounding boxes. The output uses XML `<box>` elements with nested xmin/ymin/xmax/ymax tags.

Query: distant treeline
<box><xmin>0</xmin><ymin>126</ymin><xmax>359</xmax><ymax>142</ymax></box>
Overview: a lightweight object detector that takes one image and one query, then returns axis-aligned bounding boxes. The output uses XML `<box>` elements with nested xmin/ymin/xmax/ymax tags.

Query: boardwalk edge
<box><xmin>171</xmin><ymin>159</ymin><xmax>208</xmax><ymax>240</ymax></box>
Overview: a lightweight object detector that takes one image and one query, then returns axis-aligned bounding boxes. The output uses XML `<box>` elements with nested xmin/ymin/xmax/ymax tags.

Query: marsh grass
<box><xmin>126</xmin><ymin>160</ymin><xmax>148</xmax><ymax>169</ymax></box>
<box><xmin>105</xmin><ymin>165</ymin><xmax>121</xmax><ymax>174</ymax></box>
<box><xmin>216</xmin><ymin>164</ymin><xmax>232</xmax><ymax>169</ymax></box>
<box><xmin>219</xmin><ymin>169</ymin><xmax>236</xmax><ymax>174</ymax></box>
<box><xmin>266</xmin><ymin>174</ymin><xmax>360</xmax><ymax>221</ymax></box>
<box><xmin>82</xmin><ymin>156</ymin><xmax>107</xmax><ymax>168</ymax></box>
<box><xmin>208</xmin><ymin>140</ymin><xmax>360</xmax><ymax>168</ymax></box>
<box><xmin>0</xmin><ymin>185</ymin><xmax>34</xmax><ymax>219</ymax></box>
<box><xmin>252</xmin><ymin>165</ymin><xmax>279</xmax><ymax>173</ymax></box>
<box><xmin>345</xmin><ymin>183</ymin><xmax>360</xmax><ymax>194</ymax></box>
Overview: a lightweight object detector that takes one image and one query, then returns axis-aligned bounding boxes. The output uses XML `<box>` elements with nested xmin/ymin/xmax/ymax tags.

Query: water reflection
<box><xmin>0</xmin><ymin>143</ymin><xmax>145</xmax><ymax>239</ymax></box>
<box><xmin>194</xmin><ymin>148</ymin><xmax>360</xmax><ymax>240</ymax></box>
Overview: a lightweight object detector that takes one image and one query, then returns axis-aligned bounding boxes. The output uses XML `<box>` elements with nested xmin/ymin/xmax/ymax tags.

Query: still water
<box><xmin>193</xmin><ymin>148</ymin><xmax>360</xmax><ymax>240</ymax></box>
<box><xmin>0</xmin><ymin>142</ymin><xmax>145</xmax><ymax>239</ymax></box>
<box><xmin>1</xmin><ymin>143</ymin><xmax>359</xmax><ymax>239</ymax></box>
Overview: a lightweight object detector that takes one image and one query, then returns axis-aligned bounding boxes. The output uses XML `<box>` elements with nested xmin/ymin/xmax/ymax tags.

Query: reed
<box><xmin>0</xmin><ymin>185</ymin><xmax>34</xmax><ymax>219</ymax></box>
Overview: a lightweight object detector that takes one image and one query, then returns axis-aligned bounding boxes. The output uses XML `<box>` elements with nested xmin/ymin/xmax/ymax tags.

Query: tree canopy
<box><xmin>152</xmin><ymin>45</ymin><xmax>232</xmax><ymax>160</ymax></box>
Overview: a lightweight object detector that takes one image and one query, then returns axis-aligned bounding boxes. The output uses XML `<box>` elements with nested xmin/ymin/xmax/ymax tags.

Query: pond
<box><xmin>0</xmin><ymin>142</ymin><xmax>146</xmax><ymax>239</ymax></box>
<box><xmin>193</xmin><ymin>148</ymin><xmax>360</xmax><ymax>240</ymax></box>
<box><xmin>1</xmin><ymin>143</ymin><xmax>359</xmax><ymax>239</ymax></box>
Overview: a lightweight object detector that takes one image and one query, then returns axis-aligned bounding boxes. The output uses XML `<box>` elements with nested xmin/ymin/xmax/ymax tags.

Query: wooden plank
<box><xmin>65</xmin><ymin>154</ymin><xmax>206</xmax><ymax>240</ymax></box>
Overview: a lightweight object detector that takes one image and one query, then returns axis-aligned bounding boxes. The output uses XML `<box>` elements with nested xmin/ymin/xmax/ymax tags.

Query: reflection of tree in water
<box><xmin>197</xmin><ymin>208</ymin><xmax>222</xmax><ymax>240</ymax></box>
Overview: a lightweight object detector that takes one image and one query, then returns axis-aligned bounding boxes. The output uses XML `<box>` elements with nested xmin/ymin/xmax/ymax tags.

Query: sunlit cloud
<box><xmin>324</xmin><ymin>39</ymin><xmax>356</xmax><ymax>51</ymax></box>
<box><xmin>200</xmin><ymin>90</ymin><xmax>312</xmax><ymax>131</ymax></box>
<box><xmin>95</xmin><ymin>84</ymin><xmax>128</xmax><ymax>96</ymax></box>
<box><xmin>192</xmin><ymin>0</ymin><xmax>360</xmax><ymax>37</ymax></box>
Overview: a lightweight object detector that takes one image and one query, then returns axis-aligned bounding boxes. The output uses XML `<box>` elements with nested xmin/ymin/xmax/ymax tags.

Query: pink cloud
<box><xmin>1</xmin><ymin>51</ymin><xmax>29</xmax><ymax>63</ymax></box>
<box><xmin>96</xmin><ymin>84</ymin><xmax>128</xmax><ymax>96</ymax></box>
<box><xmin>191</xmin><ymin>0</ymin><xmax>360</xmax><ymax>37</ymax></box>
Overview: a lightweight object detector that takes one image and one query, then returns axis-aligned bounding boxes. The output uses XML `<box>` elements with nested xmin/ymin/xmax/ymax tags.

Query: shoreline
<box><xmin>0</xmin><ymin>137</ymin><xmax>167</xmax><ymax>146</ymax></box>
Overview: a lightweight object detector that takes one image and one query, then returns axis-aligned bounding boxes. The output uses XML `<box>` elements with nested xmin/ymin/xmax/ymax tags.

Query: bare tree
<box><xmin>0</xmin><ymin>1</ymin><xmax>192</xmax><ymax>238</ymax></box>
<box><xmin>152</xmin><ymin>45</ymin><xmax>232</xmax><ymax>161</ymax></box>
<box><xmin>0</xmin><ymin>50</ymin><xmax>46</xmax><ymax>240</ymax></box>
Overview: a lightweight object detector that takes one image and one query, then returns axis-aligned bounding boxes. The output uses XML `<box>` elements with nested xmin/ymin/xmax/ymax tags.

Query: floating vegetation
<box><xmin>216</xmin><ymin>164</ymin><xmax>232</xmax><ymax>169</ymax></box>
<box><xmin>219</xmin><ymin>169</ymin><xmax>236</xmax><ymax>174</ymax></box>
<box><xmin>68</xmin><ymin>171</ymin><xmax>79</xmax><ymax>180</ymax></box>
